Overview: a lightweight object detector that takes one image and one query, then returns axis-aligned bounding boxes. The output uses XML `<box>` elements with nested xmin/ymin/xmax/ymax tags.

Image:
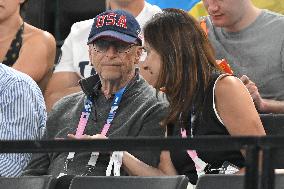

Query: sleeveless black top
<box><xmin>2</xmin><ymin>23</ymin><xmax>24</xmax><ymax>66</ymax></box>
<box><xmin>168</xmin><ymin>74</ymin><xmax>245</xmax><ymax>184</ymax></box>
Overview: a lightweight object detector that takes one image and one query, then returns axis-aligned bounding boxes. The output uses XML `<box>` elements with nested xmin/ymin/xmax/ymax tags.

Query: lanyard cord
<box><xmin>59</xmin><ymin>87</ymin><xmax>126</xmax><ymax>177</ymax></box>
<box><xmin>180</xmin><ymin>111</ymin><xmax>208</xmax><ymax>177</ymax></box>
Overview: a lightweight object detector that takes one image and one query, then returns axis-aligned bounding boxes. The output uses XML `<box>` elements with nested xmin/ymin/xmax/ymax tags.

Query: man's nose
<box><xmin>205</xmin><ymin>0</ymin><xmax>219</xmax><ymax>13</ymax></box>
<box><xmin>105</xmin><ymin>45</ymin><xmax>118</xmax><ymax>57</ymax></box>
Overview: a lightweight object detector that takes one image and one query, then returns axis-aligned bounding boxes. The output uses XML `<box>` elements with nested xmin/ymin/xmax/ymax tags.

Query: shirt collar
<box><xmin>79</xmin><ymin>74</ymin><xmax>101</xmax><ymax>97</ymax></box>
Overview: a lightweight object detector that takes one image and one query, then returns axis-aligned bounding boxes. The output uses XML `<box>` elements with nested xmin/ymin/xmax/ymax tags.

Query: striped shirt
<box><xmin>0</xmin><ymin>64</ymin><xmax>46</xmax><ymax>177</ymax></box>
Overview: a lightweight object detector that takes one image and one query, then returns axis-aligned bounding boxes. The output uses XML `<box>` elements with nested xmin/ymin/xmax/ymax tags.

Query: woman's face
<box><xmin>140</xmin><ymin>42</ymin><xmax>162</xmax><ymax>87</ymax></box>
<box><xmin>0</xmin><ymin>0</ymin><xmax>22</xmax><ymax>22</ymax></box>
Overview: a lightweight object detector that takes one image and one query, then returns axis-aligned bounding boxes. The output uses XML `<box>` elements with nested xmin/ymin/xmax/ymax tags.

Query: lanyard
<box><xmin>59</xmin><ymin>87</ymin><xmax>126</xmax><ymax>178</ymax></box>
<box><xmin>180</xmin><ymin>112</ymin><xmax>207</xmax><ymax>177</ymax></box>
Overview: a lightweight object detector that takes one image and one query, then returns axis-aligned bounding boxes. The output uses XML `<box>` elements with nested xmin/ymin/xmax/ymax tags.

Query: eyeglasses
<box><xmin>140</xmin><ymin>47</ymin><xmax>149</xmax><ymax>61</ymax></box>
<box><xmin>92</xmin><ymin>40</ymin><xmax>137</xmax><ymax>54</ymax></box>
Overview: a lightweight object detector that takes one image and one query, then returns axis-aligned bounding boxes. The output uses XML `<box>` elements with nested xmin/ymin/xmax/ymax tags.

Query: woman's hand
<box><xmin>67</xmin><ymin>134</ymin><xmax>108</xmax><ymax>140</ymax></box>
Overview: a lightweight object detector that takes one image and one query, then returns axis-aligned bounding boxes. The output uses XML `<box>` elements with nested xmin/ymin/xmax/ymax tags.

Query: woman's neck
<box><xmin>0</xmin><ymin>13</ymin><xmax>22</xmax><ymax>40</ymax></box>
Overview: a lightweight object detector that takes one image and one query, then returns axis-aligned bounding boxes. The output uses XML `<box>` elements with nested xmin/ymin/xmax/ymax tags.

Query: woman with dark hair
<box><xmin>138</xmin><ymin>8</ymin><xmax>265</xmax><ymax>185</ymax></box>
<box><xmin>0</xmin><ymin>0</ymin><xmax>56</xmax><ymax>92</ymax></box>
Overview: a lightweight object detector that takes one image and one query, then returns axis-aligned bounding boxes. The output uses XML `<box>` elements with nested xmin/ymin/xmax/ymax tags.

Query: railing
<box><xmin>1</xmin><ymin>113</ymin><xmax>284</xmax><ymax>189</ymax></box>
<box><xmin>0</xmin><ymin>136</ymin><xmax>262</xmax><ymax>189</ymax></box>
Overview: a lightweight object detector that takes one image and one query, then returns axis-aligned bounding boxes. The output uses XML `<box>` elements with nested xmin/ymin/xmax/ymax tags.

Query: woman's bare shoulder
<box><xmin>23</xmin><ymin>23</ymin><xmax>56</xmax><ymax>47</ymax></box>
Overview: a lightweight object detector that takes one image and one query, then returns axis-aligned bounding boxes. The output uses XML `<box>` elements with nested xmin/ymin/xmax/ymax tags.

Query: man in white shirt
<box><xmin>45</xmin><ymin>0</ymin><xmax>161</xmax><ymax>111</ymax></box>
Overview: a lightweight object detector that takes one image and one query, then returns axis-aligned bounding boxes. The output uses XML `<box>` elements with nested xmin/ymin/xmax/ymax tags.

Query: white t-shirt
<box><xmin>54</xmin><ymin>2</ymin><xmax>161</xmax><ymax>78</ymax></box>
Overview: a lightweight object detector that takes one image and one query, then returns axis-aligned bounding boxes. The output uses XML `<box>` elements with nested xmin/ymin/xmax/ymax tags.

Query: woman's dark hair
<box><xmin>20</xmin><ymin>0</ymin><xmax>29</xmax><ymax>18</ymax></box>
<box><xmin>143</xmin><ymin>8</ymin><xmax>220</xmax><ymax>127</ymax></box>
<box><xmin>20</xmin><ymin>0</ymin><xmax>29</xmax><ymax>12</ymax></box>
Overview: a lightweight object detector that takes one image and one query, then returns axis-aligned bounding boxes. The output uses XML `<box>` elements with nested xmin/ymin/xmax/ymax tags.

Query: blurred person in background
<box><xmin>201</xmin><ymin>0</ymin><xmax>284</xmax><ymax>113</ymax></box>
<box><xmin>189</xmin><ymin>0</ymin><xmax>284</xmax><ymax>19</ymax></box>
<box><xmin>0</xmin><ymin>0</ymin><xmax>56</xmax><ymax>92</ymax></box>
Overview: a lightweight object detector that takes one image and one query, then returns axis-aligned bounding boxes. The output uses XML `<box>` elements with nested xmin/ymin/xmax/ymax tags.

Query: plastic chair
<box><xmin>195</xmin><ymin>174</ymin><xmax>244</xmax><ymax>189</ymax></box>
<box><xmin>69</xmin><ymin>176</ymin><xmax>189</xmax><ymax>189</ymax></box>
<box><xmin>260</xmin><ymin>114</ymin><xmax>284</xmax><ymax>136</ymax></box>
<box><xmin>54</xmin><ymin>0</ymin><xmax>105</xmax><ymax>42</ymax></box>
<box><xmin>0</xmin><ymin>176</ymin><xmax>56</xmax><ymax>189</ymax></box>
<box><xmin>22</xmin><ymin>0</ymin><xmax>56</xmax><ymax>34</ymax></box>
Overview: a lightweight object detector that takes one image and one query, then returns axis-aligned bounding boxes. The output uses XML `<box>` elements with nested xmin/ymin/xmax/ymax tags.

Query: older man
<box><xmin>202</xmin><ymin>0</ymin><xmax>284</xmax><ymax>113</ymax></box>
<box><xmin>22</xmin><ymin>10</ymin><xmax>168</xmax><ymax>177</ymax></box>
<box><xmin>44</xmin><ymin>0</ymin><xmax>161</xmax><ymax>112</ymax></box>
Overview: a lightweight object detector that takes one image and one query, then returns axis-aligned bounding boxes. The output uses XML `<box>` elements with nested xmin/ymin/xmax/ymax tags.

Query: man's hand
<box><xmin>240</xmin><ymin>75</ymin><xmax>265</xmax><ymax>112</ymax></box>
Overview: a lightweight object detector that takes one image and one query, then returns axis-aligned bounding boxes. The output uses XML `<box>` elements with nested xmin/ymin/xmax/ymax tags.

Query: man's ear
<box><xmin>88</xmin><ymin>46</ymin><xmax>94</xmax><ymax>65</ymax></box>
<box><xmin>135</xmin><ymin>47</ymin><xmax>143</xmax><ymax>63</ymax></box>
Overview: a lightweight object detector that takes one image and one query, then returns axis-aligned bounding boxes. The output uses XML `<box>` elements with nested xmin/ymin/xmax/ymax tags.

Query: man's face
<box><xmin>202</xmin><ymin>0</ymin><xmax>247</xmax><ymax>30</ymax></box>
<box><xmin>89</xmin><ymin>37</ymin><xmax>141</xmax><ymax>82</ymax></box>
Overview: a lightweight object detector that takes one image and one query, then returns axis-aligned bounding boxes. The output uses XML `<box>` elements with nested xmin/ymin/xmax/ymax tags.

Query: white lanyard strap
<box><xmin>60</xmin><ymin>87</ymin><xmax>126</xmax><ymax>177</ymax></box>
<box><xmin>181</xmin><ymin>128</ymin><xmax>207</xmax><ymax>177</ymax></box>
<box><xmin>106</xmin><ymin>151</ymin><xmax>123</xmax><ymax>176</ymax></box>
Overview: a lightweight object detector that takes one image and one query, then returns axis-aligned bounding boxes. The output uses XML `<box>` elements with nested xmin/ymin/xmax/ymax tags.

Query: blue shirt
<box><xmin>0</xmin><ymin>64</ymin><xmax>46</xmax><ymax>177</ymax></box>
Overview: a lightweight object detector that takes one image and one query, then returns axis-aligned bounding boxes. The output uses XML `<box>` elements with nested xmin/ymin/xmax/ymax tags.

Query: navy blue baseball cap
<box><xmin>87</xmin><ymin>10</ymin><xmax>142</xmax><ymax>45</ymax></box>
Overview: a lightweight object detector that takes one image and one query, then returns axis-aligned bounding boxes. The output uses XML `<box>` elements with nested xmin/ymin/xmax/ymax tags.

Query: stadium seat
<box><xmin>258</xmin><ymin>114</ymin><xmax>284</xmax><ymax>189</ymax></box>
<box><xmin>0</xmin><ymin>176</ymin><xmax>56</xmax><ymax>189</ymax></box>
<box><xmin>22</xmin><ymin>0</ymin><xmax>106</xmax><ymax>43</ymax></box>
<box><xmin>22</xmin><ymin>0</ymin><xmax>56</xmax><ymax>35</ymax></box>
<box><xmin>260</xmin><ymin>114</ymin><xmax>284</xmax><ymax>135</ymax></box>
<box><xmin>196</xmin><ymin>174</ymin><xmax>284</xmax><ymax>189</ymax></box>
<box><xmin>54</xmin><ymin>0</ymin><xmax>106</xmax><ymax>42</ymax></box>
<box><xmin>274</xmin><ymin>174</ymin><xmax>284</xmax><ymax>188</ymax></box>
<box><xmin>195</xmin><ymin>174</ymin><xmax>244</xmax><ymax>189</ymax></box>
<box><xmin>260</xmin><ymin>114</ymin><xmax>284</xmax><ymax>170</ymax></box>
<box><xmin>69</xmin><ymin>176</ymin><xmax>189</xmax><ymax>189</ymax></box>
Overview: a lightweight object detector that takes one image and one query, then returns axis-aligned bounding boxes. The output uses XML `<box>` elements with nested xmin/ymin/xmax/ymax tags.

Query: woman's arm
<box><xmin>68</xmin><ymin>134</ymin><xmax>178</xmax><ymax>176</ymax></box>
<box><xmin>215</xmin><ymin>75</ymin><xmax>265</xmax><ymax>164</ymax></box>
<box><xmin>122</xmin><ymin>150</ymin><xmax>177</xmax><ymax>176</ymax></box>
<box><xmin>215</xmin><ymin>75</ymin><xmax>266</xmax><ymax>137</ymax></box>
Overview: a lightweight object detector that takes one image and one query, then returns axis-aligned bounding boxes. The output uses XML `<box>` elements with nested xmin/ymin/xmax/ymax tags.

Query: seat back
<box><xmin>55</xmin><ymin>0</ymin><xmax>106</xmax><ymax>42</ymax></box>
<box><xmin>195</xmin><ymin>174</ymin><xmax>244</xmax><ymax>189</ymax></box>
<box><xmin>0</xmin><ymin>176</ymin><xmax>56</xmax><ymax>189</ymax></box>
<box><xmin>196</xmin><ymin>174</ymin><xmax>284</xmax><ymax>189</ymax></box>
<box><xmin>69</xmin><ymin>176</ymin><xmax>189</xmax><ymax>189</ymax></box>
<box><xmin>275</xmin><ymin>174</ymin><xmax>284</xmax><ymax>188</ymax></box>
<box><xmin>22</xmin><ymin>0</ymin><xmax>56</xmax><ymax>34</ymax></box>
<box><xmin>260</xmin><ymin>114</ymin><xmax>284</xmax><ymax>135</ymax></box>
<box><xmin>260</xmin><ymin>114</ymin><xmax>284</xmax><ymax>168</ymax></box>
